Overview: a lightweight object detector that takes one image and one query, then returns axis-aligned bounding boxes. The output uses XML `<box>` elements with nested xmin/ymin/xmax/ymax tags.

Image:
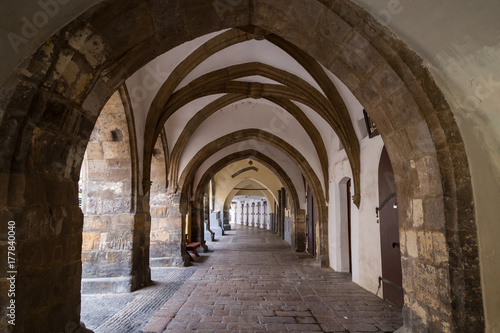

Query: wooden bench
<box><xmin>185</xmin><ymin>234</ymin><xmax>201</xmax><ymax>261</ymax></box>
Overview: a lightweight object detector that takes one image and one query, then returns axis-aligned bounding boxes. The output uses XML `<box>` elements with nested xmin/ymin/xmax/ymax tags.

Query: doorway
<box><xmin>347</xmin><ymin>179</ymin><xmax>352</xmax><ymax>274</ymax></box>
<box><xmin>378</xmin><ymin>147</ymin><xmax>403</xmax><ymax>306</ymax></box>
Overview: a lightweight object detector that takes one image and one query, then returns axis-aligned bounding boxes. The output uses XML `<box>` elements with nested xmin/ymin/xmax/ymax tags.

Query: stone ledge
<box><xmin>150</xmin><ymin>256</ymin><xmax>185</xmax><ymax>267</ymax></box>
<box><xmin>81</xmin><ymin>276</ymin><xmax>133</xmax><ymax>294</ymax></box>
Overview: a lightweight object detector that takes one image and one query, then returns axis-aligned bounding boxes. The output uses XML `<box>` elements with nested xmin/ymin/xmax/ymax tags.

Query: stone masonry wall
<box><xmin>80</xmin><ymin>92</ymin><xmax>135</xmax><ymax>292</ymax></box>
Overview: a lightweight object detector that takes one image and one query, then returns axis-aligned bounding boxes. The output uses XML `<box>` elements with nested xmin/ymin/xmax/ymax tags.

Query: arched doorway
<box><xmin>377</xmin><ymin>147</ymin><xmax>403</xmax><ymax>306</ymax></box>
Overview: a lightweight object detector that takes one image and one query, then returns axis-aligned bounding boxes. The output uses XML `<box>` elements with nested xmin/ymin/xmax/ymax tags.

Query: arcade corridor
<box><xmin>1</xmin><ymin>1</ymin><xmax>498</xmax><ymax>332</ymax></box>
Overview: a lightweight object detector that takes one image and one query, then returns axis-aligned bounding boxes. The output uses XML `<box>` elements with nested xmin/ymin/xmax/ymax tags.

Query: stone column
<box><xmin>233</xmin><ymin>203</ymin><xmax>237</xmax><ymax>224</ymax></box>
<box><xmin>149</xmin><ymin>191</ymin><xmax>188</xmax><ymax>267</ymax></box>
<box><xmin>294</xmin><ymin>209</ymin><xmax>306</xmax><ymax>252</ymax></box>
<box><xmin>277</xmin><ymin>190</ymin><xmax>282</xmax><ymax>236</ymax></box>
<box><xmin>191</xmin><ymin>200</ymin><xmax>207</xmax><ymax>252</ymax></box>
<box><xmin>251</xmin><ymin>202</ymin><xmax>255</xmax><ymax>226</ymax></box>
<box><xmin>263</xmin><ymin>201</ymin><xmax>268</xmax><ymax>229</ymax></box>
<box><xmin>245</xmin><ymin>202</ymin><xmax>250</xmax><ymax>226</ymax></box>
<box><xmin>204</xmin><ymin>191</ymin><xmax>215</xmax><ymax>242</ymax></box>
<box><xmin>256</xmin><ymin>202</ymin><xmax>261</xmax><ymax>228</ymax></box>
<box><xmin>240</xmin><ymin>202</ymin><xmax>245</xmax><ymax>224</ymax></box>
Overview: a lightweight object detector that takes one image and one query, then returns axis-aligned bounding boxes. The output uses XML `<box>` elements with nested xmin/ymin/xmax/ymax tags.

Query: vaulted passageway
<box><xmin>0</xmin><ymin>1</ymin><xmax>493</xmax><ymax>332</ymax></box>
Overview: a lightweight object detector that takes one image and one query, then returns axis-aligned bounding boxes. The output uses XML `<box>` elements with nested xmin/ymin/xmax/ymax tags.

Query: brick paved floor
<box><xmin>143</xmin><ymin>225</ymin><xmax>403</xmax><ymax>333</ymax></box>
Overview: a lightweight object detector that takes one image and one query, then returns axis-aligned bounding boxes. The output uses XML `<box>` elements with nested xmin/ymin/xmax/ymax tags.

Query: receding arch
<box><xmin>192</xmin><ymin>150</ymin><xmax>300</xmax><ymax>215</ymax></box>
<box><xmin>231</xmin><ymin>167</ymin><xmax>259</xmax><ymax>178</ymax></box>
<box><xmin>177</xmin><ymin>129</ymin><xmax>327</xmax><ymax>261</ymax></box>
<box><xmin>189</xmin><ymin>149</ymin><xmax>303</xmax><ymax>252</ymax></box>
<box><xmin>167</xmin><ymin>93</ymin><xmax>329</xmax><ymax>197</ymax></box>
<box><xmin>0</xmin><ymin>1</ymin><xmax>482</xmax><ymax>331</ymax></box>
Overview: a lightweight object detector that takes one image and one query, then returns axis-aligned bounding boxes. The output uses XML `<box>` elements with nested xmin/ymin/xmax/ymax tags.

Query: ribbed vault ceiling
<box><xmin>126</xmin><ymin>27</ymin><xmax>368</xmax><ymax>207</ymax></box>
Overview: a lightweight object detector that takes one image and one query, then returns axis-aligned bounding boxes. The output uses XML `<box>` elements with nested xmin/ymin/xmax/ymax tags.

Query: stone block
<box><xmin>355</xmin><ymin>79</ymin><xmax>384</xmax><ymax>109</ymax></box>
<box><xmin>432</xmin><ymin>232</ymin><xmax>448</xmax><ymax>266</ymax></box>
<box><xmin>253</xmin><ymin>0</ymin><xmax>293</xmax><ymax>35</ymax></box>
<box><xmin>386</xmin><ymin>88</ymin><xmax>422</xmax><ymax>130</ymax></box>
<box><xmin>415</xmin><ymin>154</ymin><xmax>442</xmax><ymax>197</ymax></box>
<box><xmin>316</xmin><ymin>7</ymin><xmax>352</xmax><ymax>45</ymax></box>
<box><xmin>88</xmin><ymin>1</ymin><xmax>154</xmax><ymax>59</ymax></box>
<box><xmin>405</xmin><ymin>230</ymin><xmax>418</xmax><ymax>258</ymax></box>
<box><xmin>341</xmin><ymin>31</ymin><xmax>384</xmax><ymax>77</ymax></box>
<box><xmin>86</xmin><ymin>141</ymin><xmax>103</xmax><ymax>159</ymax></box>
<box><xmin>102</xmin><ymin>141</ymin><xmax>130</xmax><ymax>159</ymax></box>
<box><xmin>82</xmin><ymin>232</ymin><xmax>100</xmax><ymax>251</ymax></box>
<box><xmin>412</xmin><ymin>199</ymin><xmax>423</xmax><ymax>227</ymax></box>
<box><xmin>417</xmin><ymin>231</ymin><xmax>433</xmax><ymax>263</ymax></box>
<box><xmin>372</xmin><ymin>65</ymin><xmax>404</xmax><ymax>97</ymax></box>
<box><xmin>81</xmin><ymin>276</ymin><xmax>133</xmax><ymax>294</ymax></box>
<box><xmin>423</xmin><ymin>197</ymin><xmax>445</xmax><ymax>231</ymax></box>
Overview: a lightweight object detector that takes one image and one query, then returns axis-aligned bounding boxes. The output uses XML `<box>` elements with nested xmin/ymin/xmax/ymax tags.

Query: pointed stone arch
<box><xmin>167</xmin><ymin>93</ymin><xmax>329</xmax><ymax>197</ymax></box>
<box><xmin>177</xmin><ymin>129</ymin><xmax>326</xmax><ymax>262</ymax></box>
<box><xmin>0</xmin><ymin>1</ymin><xmax>482</xmax><ymax>331</ymax></box>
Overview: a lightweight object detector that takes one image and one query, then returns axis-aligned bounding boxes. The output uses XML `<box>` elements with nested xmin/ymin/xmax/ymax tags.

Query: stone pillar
<box><xmin>0</xmin><ymin>176</ymin><xmax>94</xmax><ymax>333</ymax></box>
<box><xmin>277</xmin><ymin>190</ymin><xmax>282</xmax><ymax>236</ymax></box>
<box><xmin>149</xmin><ymin>192</ymin><xmax>187</xmax><ymax>267</ymax></box>
<box><xmin>263</xmin><ymin>201</ymin><xmax>268</xmax><ymax>229</ymax></box>
<box><xmin>204</xmin><ymin>191</ymin><xmax>215</xmax><ymax>242</ymax></box>
<box><xmin>190</xmin><ymin>200</ymin><xmax>207</xmax><ymax>252</ymax></box>
<box><xmin>294</xmin><ymin>209</ymin><xmax>306</xmax><ymax>252</ymax></box>
<box><xmin>251</xmin><ymin>202</ymin><xmax>255</xmax><ymax>226</ymax></box>
<box><xmin>280</xmin><ymin>187</ymin><xmax>286</xmax><ymax>240</ymax></box>
<box><xmin>256</xmin><ymin>202</ymin><xmax>261</xmax><ymax>228</ymax></box>
<box><xmin>240</xmin><ymin>203</ymin><xmax>245</xmax><ymax>224</ymax></box>
<box><xmin>233</xmin><ymin>204</ymin><xmax>237</xmax><ymax>224</ymax></box>
<box><xmin>223</xmin><ymin>208</ymin><xmax>231</xmax><ymax>230</ymax></box>
<box><xmin>245</xmin><ymin>202</ymin><xmax>250</xmax><ymax>226</ymax></box>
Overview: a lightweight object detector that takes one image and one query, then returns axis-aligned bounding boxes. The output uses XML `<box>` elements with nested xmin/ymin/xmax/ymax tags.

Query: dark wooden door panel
<box><xmin>378</xmin><ymin>147</ymin><xmax>403</xmax><ymax>306</ymax></box>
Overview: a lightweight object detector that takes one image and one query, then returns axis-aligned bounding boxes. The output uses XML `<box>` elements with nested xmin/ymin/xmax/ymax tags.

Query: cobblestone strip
<box><xmin>82</xmin><ymin>267</ymin><xmax>196</xmax><ymax>333</ymax></box>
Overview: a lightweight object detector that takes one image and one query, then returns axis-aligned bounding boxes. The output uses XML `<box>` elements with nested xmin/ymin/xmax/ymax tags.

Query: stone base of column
<box><xmin>81</xmin><ymin>276</ymin><xmax>134</xmax><ymax>294</ymax></box>
<box><xmin>182</xmin><ymin>253</ymin><xmax>192</xmax><ymax>266</ymax></box>
<box><xmin>201</xmin><ymin>241</ymin><xmax>209</xmax><ymax>252</ymax></box>
<box><xmin>80</xmin><ymin>322</ymin><xmax>94</xmax><ymax>333</ymax></box>
<box><xmin>150</xmin><ymin>255</ymin><xmax>185</xmax><ymax>267</ymax></box>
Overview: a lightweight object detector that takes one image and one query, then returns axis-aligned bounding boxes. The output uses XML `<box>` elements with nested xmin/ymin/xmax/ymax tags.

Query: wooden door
<box><xmin>306</xmin><ymin>186</ymin><xmax>316</xmax><ymax>256</ymax></box>
<box><xmin>378</xmin><ymin>147</ymin><xmax>403</xmax><ymax>306</ymax></box>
